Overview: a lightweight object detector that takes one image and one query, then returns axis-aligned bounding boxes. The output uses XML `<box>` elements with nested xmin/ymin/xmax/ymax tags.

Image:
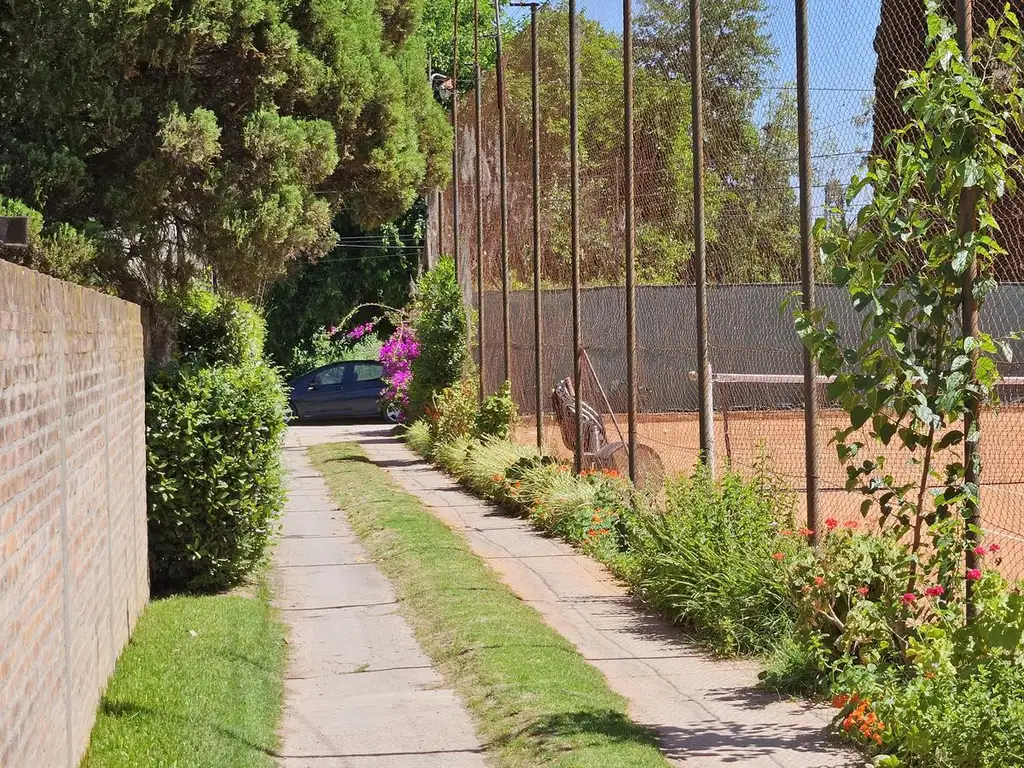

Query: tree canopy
<box><xmin>486</xmin><ymin>0</ymin><xmax>797</xmax><ymax>285</ymax></box>
<box><xmin>0</xmin><ymin>0</ymin><xmax>451</xmax><ymax>299</ymax></box>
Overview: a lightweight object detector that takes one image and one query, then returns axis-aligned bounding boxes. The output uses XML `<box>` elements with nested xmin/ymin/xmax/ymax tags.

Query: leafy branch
<box><xmin>795</xmin><ymin>1</ymin><xmax>1024</xmax><ymax>594</ymax></box>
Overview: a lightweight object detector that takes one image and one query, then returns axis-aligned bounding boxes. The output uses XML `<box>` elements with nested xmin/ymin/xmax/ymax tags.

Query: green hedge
<box><xmin>146</xmin><ymin>287</ymin><xmax>287</xmax><ymax>593</ymax></box>
<box><xmin>147</xmin><ymin>362</ymin><xmax>287</xmax><ymax>593</ymax></box>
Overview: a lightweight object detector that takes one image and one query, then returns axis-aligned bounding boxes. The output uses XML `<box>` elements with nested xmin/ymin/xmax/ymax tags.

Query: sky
<box><xmin>504</xmin><ymin>0</ymin><xmax>886</xmax><ymax>213</ymax></box>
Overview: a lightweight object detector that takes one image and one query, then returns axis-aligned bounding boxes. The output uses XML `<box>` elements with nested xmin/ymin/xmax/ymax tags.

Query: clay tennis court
<box><xmin>516</xmin><ymin>404</ymin><xmax>1024</xmax><ymax>580</ymax></box>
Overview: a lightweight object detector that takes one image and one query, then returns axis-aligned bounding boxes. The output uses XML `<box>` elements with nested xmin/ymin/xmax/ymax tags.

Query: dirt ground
<box><xmin>515</xmin><ymin>405</ymin><xmax>1024</xmax><ymax>580</ymax></box>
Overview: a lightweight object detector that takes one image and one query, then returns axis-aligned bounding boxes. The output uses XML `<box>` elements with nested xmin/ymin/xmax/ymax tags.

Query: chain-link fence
<box><xmin>435</xmin><ymin>0</ymin><xmax>1024</xmax><ymax>580</ymax></box>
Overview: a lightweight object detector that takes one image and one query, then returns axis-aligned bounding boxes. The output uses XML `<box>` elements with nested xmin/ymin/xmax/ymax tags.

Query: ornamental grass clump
<box><xmin>626</xmin><ymin>460</ymin><xmax>798</xmax><ymax>656</ymax></box>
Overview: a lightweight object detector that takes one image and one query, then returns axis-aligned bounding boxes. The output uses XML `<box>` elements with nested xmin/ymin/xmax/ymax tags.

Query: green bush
<box><xmin>146</xmin><ymin>362</ymin><xmax>287</xmax><ymax>593</ymax></box>
<box><xmin>625</xmin><ymin>463</ymin><xmax>797</xmax><ymax>656</ymax></box>
<box><xmin>428</xmin><ymin>377</ymin><xmax>478</xmax><ymax>444</ymax></box>
<box><xmin>407</xmin><ymin>258</ymin><xmax>467</xmax><ymax>417</ymax></box>
<box><xmin>474</xmin><ymin>380</ymin><xmax>517</xmax><ymax>440</ymax></box>
<box><xmin>174</xmin><ymin>289</ymin><xmax>265</xmax><ymax>367</ymax></box>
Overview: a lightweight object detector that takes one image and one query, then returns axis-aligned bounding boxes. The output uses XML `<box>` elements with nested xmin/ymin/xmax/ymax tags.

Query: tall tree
<box><xmin>0</xmin><ymin>0</ymin><xmax>451</xmax><ymax>300</ymax></box>
<box><xmin>634</xmin><ymin>0</ymin><xmax>799</xmax><ymax>281</ymax></box>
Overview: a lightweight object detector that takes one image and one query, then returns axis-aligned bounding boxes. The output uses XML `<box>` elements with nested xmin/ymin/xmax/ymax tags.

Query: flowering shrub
<box><xmin>783</xmin><ymin>521</ymin><xmax>1024</xmax><ymax>763</ymax></box>
<box><xmin>379</xmin><ymin>324</ymin><xmax>419</xmax><ymax>420</ymax></box>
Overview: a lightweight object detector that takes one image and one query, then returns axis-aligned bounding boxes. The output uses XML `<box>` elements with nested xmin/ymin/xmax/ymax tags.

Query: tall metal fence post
<box><xmin>508</xmin><ymin>0</ymin><xmax>543</xmax><ymax>447</ymax></box>
<box><xmin>795</xmin><ymin>0</ymin><xmax>819</xmax><ymax>540</ymax></box>
<box><xmin>452</xmin><ymin>0</ymin><xmax>460</xmax><ymax>277</ymax></box>
<box><xmin>494</xmin><ymin>1</ymin><xmax>512</xmax><ymax>382</ymax></box>
<box><xmin>624</xmin><ymin>0</ymin><xmax>637</xmax><ymax>482</ymax></box>
<box><xmin>957</xmin><ymin>0</ymin><xmax>982</xmax><ymax>618</ymax></box>
<box><xmin>569</xmin><ymin>0</ymin><xmax>583</xmax><ymax>473</ymax></box>
<box><xmin>529</xmin><ymin>2</ymin><xmax>543</xmax><ymax>449</ymax></box>
<box><xmin>690</xmin><ymin>0</ymin><xmax>714</xmax><ymax>475</ymax></box>
<box><xmin>474</xmin><ymin>0</ymin><xmax>485</xmax><ymax>403</ymax></box>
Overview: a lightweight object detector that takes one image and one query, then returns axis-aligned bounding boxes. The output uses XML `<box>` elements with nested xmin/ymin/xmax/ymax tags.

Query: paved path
<box><xmin>289</xmin><ymin>424</ymin><xmax>859</xmax><ymax>768</ymax></box>
<box><xmin>273</xmin><ymin>434</ymin><xmax>486</xmax><ymax>768</ymax></box>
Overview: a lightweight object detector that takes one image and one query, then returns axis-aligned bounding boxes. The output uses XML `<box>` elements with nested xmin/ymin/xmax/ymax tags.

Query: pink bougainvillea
<box><xmin>379</xmin><ymin>324</ymin><xmax>419</xmax><ymax>419</ymax></box>
<box><xmin>347</xmin><ymin>321</ymin><xmax>376</xmax><ymax>340</ymax></box>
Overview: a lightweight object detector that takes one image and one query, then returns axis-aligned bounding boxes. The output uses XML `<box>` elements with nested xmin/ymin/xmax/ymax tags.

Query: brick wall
<box><xmin>0</xmin><ymin>260</ymin><xmax>148</xmax><ymax>768</ymax></box>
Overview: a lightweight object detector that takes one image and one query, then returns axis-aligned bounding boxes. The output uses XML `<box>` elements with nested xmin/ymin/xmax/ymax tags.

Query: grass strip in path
<box><xmin>81</xmin><ymin>578</ymin><xmax>285</xmax><ymax>768</ymax></box>
<box><xmin>310</xmin><ymin>441</ymin><xmax>670</xmax><ymax>768</ymax></box>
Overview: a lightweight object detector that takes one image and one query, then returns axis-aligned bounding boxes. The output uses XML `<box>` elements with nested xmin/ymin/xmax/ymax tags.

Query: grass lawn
<box><xmin>81</xmin><ymin>577</ymin><xmax>286</xmax><ymax>768</ymax></box>
<box><xmin>310</xmin><ymin>441</ymin><xmax>670</xmax><ymax>768</ymax></box>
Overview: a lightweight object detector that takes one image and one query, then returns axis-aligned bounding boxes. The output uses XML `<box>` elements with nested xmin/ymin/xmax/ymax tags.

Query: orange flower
<box><xmin>771</xmin><ymin>552</ymin><xmax>786</xmax><ymax>561</ymax></box>
<box><xmin>832</xmin><ymin>694</ymin><xmax>850</xmax><ymax>709</ymax></box>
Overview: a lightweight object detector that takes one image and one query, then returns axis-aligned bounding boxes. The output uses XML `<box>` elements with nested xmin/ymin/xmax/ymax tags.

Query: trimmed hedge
<box><xmin>146</xmin><ymin>362</ymin><xmax>287</xmax><ymax>593</ymax></box>
<box><xmin>146</xmin><ymin>287</ymin><xmax>287</xmax><ymax>593</ymax></box>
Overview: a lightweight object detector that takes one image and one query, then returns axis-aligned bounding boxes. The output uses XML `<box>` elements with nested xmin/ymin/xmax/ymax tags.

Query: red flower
<box><xmin>899</xmin><ymin>592</ymin><xmax>917</xmax><ymax>605</ymax></box>
<box><xmin>814</xmin><ymin>576</ymin><xmax>826</xmax><ymax>587</ymax></box>
<box><xmin>843</xmin><ymin>520</ymin><xmax>859</xmax><ymax>530</ymax></box>
<box><xmin>771</xmin><ymin>552</ymin><xmax>786</xmax><ymax>561</ymax></box>
<box><xmin>825</xmin><ymin>517</ymin><xmax>839</xmax><ymax>530</ymax></box>
<box><xmin>799</xmin><ymin>527</ymin><xmax>815</xmax><ymax>537</ymax></box>
<box><xmin>966</xmin><ymin>568</ymin><xmax>983</xmax><ymax>581</ymax></box>
<box><xmin>973</xmin><ymin>545</ymin><xmax>987</xmax><ymax>556</ymax></box>
<box><xmin>780</xmin><ymin>529</ymin><xmax>793</xmax><ymax>536</ymax></box>
<box><xmin>989</xmin><ymin>543</ymin><xmax>1001</xmax><ymax>553</ymax></box>
<box><xmin>856</xmin><ymin>586</ymin><xmax>870</xmax><ymax>597</ymax></box>
<box><xmin>925</xmin><ymin>585</ymin><xmax>945</xmax><ymax>597</ymax></box>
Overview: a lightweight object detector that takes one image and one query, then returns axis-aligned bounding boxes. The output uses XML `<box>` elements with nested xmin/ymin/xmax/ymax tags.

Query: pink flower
<box><xmin>900</xmin><ymin>592</ymin><xmax>917</xmax><ymax>605</ymax></box>
<box><xmin>966</xmin><ymin>568</ymin><xmax>983</xmax><ymax>581</ymax></box>
<box><xmin>856</xmin><ymin>586</ymin><xmax>870</xmax><ymax>597</ymax></box>
<box><xmin>973</xmin><ymin>545</ymin><xmax>987</xmax><ymax>556</ymax></box>
<box><xmin>989</xmin><ymin>543</ymin><xmax>1001</xmax><ymax>553</ymax></box>
<box><xmin>825</xmin><ymin>517</ymin><xmax>839</xmax><ymax>531</ymax></box>
<box><xmin>799</xmin><ymin>528</ymin><xmax>814</xmax><ymax>537</ymax></box>
<box><xmin>843</xmin><ymin>520</ymin><xmax>858</xmax><ymax>530</ymax></box>
<box><xmin>814</xmin><ymin>576</ymin><xmax>826</xmax><ymax>587</ymax></box>
<box><xmin>925</xmin><ymin>585</ymin><xmax>945</xmax><ymax>597</ymax></box>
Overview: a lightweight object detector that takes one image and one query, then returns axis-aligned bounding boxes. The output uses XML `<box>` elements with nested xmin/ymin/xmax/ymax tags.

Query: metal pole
<box><xmin>452</xmin><ymin>0</ymin><xmax>461</xmax><ymax>277</ymax></box>
<box><xmin>569</xmin><ymin>0</ymin><xmax>583</xmax><ymax>473</ymax></box>
<box><xmin>624</xmin><ymin>0</ymin><xmax>637</xmax><ymax>483</ymax></box>
<box><xmin>495</xmin><ymin>0</ymin><xmax>512</xmax><ymax>382</ymax></box>
<box><xmin>691</xmin><ymin>0</ymin><xmax>714</xmax><ymax>475</ymax></box>
<box><xmin>530</xmin><ymin>3</ymin><xmax>543</xmax><ymax>449</ymax></box>
<box><xmin>437</xmin><ymin>188</ymin><xmax>444</xmax><ymax>259</ymax></box>
<box><xmin>957</xmin><ymin>0</ymin><xmax>981</xmax><ymax>618</ymax></box>
<box><xmin>474</xmin><ymin>0</ymin><xmax>485</xmax><ymax>403</ymax></box>
<box><xmin>795</xmin><ymin>0</ymin><xmax>818</xmax><ymax>540</ymax></box>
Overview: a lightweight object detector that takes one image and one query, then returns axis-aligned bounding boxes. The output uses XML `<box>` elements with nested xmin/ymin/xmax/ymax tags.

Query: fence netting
<box><xmin>436</xmin><ymin>0</ymin><xmax>1024</xmax><ymax>580</ymax></box>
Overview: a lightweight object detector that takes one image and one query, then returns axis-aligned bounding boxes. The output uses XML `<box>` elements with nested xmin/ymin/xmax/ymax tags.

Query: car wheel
<box><xmin>383</xmin><ymin>402</ymin><xmax>403</xmax><ymax>424</ymax></box>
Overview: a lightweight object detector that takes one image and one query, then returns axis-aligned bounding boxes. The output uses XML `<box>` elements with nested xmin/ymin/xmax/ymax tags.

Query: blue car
<box><xmin>287</xmin><ymin>359</ymin><xmax>393</xmax><ymax>421</ymax></box>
